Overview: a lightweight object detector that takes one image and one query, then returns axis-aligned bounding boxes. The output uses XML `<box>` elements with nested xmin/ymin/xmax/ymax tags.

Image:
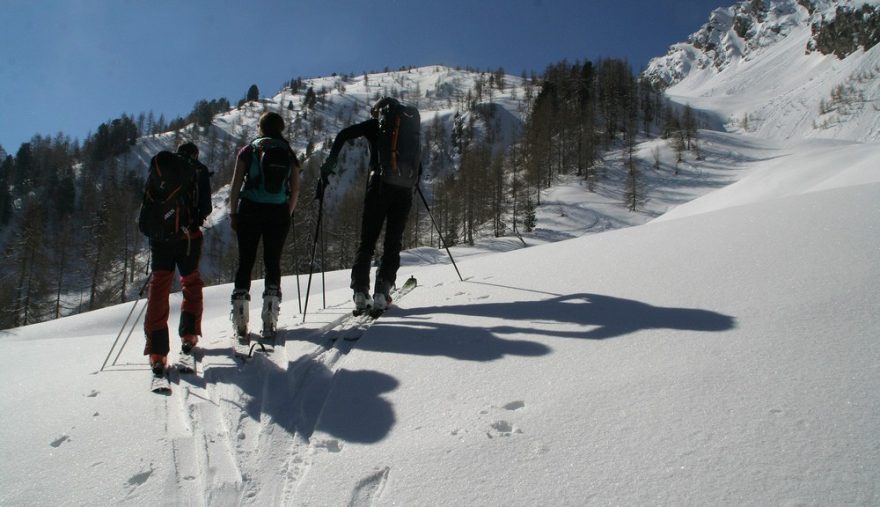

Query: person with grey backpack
<box><xmin>320</xmin><ymin>97</ymin><xmax>422</xmax><ymax>315</ymax></box>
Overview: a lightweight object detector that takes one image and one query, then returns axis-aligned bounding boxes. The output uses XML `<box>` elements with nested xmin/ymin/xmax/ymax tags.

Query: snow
<box><xmin>4</xmin><ymin>141</ymin><xmax>878</xmax><ymax>505</ymax></box>
<box><xmin>3</xmin><ymin>4</ymin><xmax>880</xmax><ymax>505</ymax></box>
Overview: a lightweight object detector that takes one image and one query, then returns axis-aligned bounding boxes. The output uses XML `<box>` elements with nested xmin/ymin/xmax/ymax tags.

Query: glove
<box><xmin>320</xmin><ymin>156</ymin><xmax>337</xmax><ymax>186</ymax></box>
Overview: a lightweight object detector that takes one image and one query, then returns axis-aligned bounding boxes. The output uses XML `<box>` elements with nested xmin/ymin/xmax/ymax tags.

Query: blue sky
<box><xmin>0</xmin><ymin>0</ymin><xmax>726</xmax><ymax>153</ymax></box>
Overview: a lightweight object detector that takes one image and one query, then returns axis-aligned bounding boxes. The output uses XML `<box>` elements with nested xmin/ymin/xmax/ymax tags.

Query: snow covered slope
<box><xmin>1</xmin><ymin>135</ymin><xmax>877</xmax><ymax>505</ymax></box>
<box><xmin>645</xmin><ymin>0</ymin><xmax>880</xmax><ymax>143</ymax></box>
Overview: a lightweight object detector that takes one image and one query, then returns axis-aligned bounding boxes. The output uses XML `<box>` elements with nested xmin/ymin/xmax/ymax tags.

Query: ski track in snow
<box><xmin>160</xmin><ymin>303</ymin><xmax>391</xmax><ymax>505</ymax></box>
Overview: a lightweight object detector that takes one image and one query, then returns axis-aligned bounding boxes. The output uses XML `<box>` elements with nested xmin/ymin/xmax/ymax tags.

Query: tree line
<box><xmin>0</xmin><ymin>62</ymin><xmax>704</xmax><ymax>329</ymax></box>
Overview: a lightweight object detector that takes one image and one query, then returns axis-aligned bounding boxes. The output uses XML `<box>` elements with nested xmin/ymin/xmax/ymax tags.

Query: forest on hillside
<box><xmin>0</xmin><ymin>59</ymin><xmax>702</xmax><ymax>329</ymax></box>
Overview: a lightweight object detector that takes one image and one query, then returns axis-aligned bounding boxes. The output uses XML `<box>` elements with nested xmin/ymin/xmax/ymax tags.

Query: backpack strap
<box><xmin>244</xmin><ymin>137</ymin><xmax>266</xmax><ymax>190</ymax></box>
<box><xmin>390</xmin><ymin>112</ymin><xmax>401</xmax><ymax>174</ymax></box>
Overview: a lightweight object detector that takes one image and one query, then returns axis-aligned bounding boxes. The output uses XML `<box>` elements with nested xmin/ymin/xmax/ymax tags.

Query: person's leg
<box><xmin>232</xmin><ymin>202</ymin><xmax>262</xmax><ymax>337</ymax></box>
<box><xmin>235</xmin><ymin>230</ymin><xmax>261</xmax><ymax>291</ymax></box>
<box><xmin>351</xmin><ymin>185</ymin><xmax>388</xmax><ymax>294</ymax></box>
<box><xmin>145</xmin><ymin>242</ymin><xmax>175</xmax><ymax>363</ymax></box>
<box><xmin>376</xmin><ymin>187</ymin><xmax>413</xmax><ymax>294</ymax></box>
<box><xmin>261</xmin><ymin>207</ymin><xmax>290</xmax><ymax>333</ymax></box>
<box><xmin>261</xmin><ymin>206</ymin><xmax>290</xmax><ymax>291</ymax></box>
<box><xmin>178</xmin><ymin>235</ymin><xmax>204</xmax><ymax>348</ymax></box>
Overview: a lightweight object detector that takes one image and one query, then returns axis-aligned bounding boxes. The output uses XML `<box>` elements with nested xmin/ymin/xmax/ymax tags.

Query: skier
<box><xmin>139</xmin><ymin>142</ymin><xmax>212</xmax><ymax>376</ymax></box>
<box><xmin>320</xmin><ymin>97</ymin><xmax>422</xmax><ymax>314</ymax></box>
<box><xmin>228</xmin><ymin>112</ymin><xmax>301</xmax><ymax>342</ymax></box>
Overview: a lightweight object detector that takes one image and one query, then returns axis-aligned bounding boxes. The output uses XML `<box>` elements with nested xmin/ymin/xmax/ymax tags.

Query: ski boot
<box><xmin>149</xmin><ymin>354</ymin><xmax>168</xmax><ymax>377</ymax></box>
<box><xmin>371</xmin><ymin>280</ymin><xmax>393</xmax><ymax>316</ymax></box>
<box><xmin>181</xmin><ymin>335</ymin><xmax>199</xmax><ymax>355</ymax></box>
<box><xmin>230</xmin><ymin>289</ymin><xmax>250</xmax><ymax>346</ymax></box>
<box><xmin>261</xmin><ymin>285</ymin><xmax>281</xmax><ymax>343</ymax></box>
<box><xmin>352</xmin><ymin>290</ymin><xmax>372</xmax><ymax>316</ymax></box>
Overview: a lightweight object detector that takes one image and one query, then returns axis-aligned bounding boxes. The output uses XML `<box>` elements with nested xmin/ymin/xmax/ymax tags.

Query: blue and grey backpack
<box><xmin>241</xmin><ymin>137</ymin><xmax>292</xmax><ymax>204</ymax></box>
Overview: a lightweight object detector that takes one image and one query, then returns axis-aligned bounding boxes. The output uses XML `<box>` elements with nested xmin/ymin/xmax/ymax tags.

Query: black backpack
<box><xmin>138</xmin><ymin>151</ymin><xmax>198</xmax><ymax>242</ymax></box>
<box><xmin>242</xmin><ymin>137</ymin><xmax>292</xmax><ymax>203</ymax></box>
<box><xmin>377</xmin><ymin>102</ymin><xmax>421</xmax><ymax>188</ymax></box>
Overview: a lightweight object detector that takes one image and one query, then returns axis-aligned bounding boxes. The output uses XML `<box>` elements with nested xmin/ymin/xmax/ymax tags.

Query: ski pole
<box><xmin>416</xmin><ymin>185</ymin><xmax>463</xmax><ymax>281</ymax></box>
<box><xmin>100</xmin><ymin>271</ymin><xmax>152</xmax><ymax>371</ymax></box>
<box><xmin>320</xmin><ymin>203</ymin><xmax>327</xmax><ymax>310</ymax></box>
<box><xmin>302</xmin><ymin>181</ymin><xmax>325</xmax><ymax>322</ymax></box>
<box><xmin>112</xmin><ymin>301</ymin><xmax>148</xmax><ymax>368</ymax></box>
<box><xmin>292</xmin><ymin>214</ymin><xmax>302</xmax><ymax>314</ymax></box>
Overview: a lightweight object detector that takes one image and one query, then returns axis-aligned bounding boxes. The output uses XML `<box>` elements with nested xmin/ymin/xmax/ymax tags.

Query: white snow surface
<box><xmin>3</xmin><ymin>138</ymin><xmax>878</xmax><ymax>506</ymax></box>
<box><xmin>4</xmin><ymin>6</ymin><xmax>880</xmax><ymax>505</ymax></box>
<box><xmin>3</xmin><ymin>136</ymin><xmax>879</xmax><ymax>507</ymax></box>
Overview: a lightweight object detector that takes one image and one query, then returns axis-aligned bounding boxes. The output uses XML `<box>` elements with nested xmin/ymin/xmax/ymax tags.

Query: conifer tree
<box><xmin>247</xmin><ymin>84</ymin><xmax>260</xmax><ymax>102</ymax></box>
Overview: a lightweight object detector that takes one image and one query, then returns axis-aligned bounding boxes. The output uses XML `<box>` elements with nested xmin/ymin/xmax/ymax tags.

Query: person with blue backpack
<box><xmin>228</xmin><ymin>112</ymin><xmax>301</xmax><ymax>343</ymax></box>
<box><xmin>320</xmin><ymin>97</ymin><xmax>422</xmax><ymax>315</ymax></box>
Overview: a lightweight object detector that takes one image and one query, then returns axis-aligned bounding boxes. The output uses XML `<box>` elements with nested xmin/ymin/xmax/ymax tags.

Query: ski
<box><xmin>150</xmin><ymin>369</ymin><xmax>171</xmax><ymax>395</ymax></box>
<box><xmin>369</xmin><ymin>276</ymin><xmax>418</xmax><ymax>320</ymax></box>
<box><xmin>261</xmin><ymin>327</ymin><xmax>280</xmax><ymax>347</ymax></box>
<box><xmin>176</xmin><ymin>349</ymin><xmax>197</xmax><ymax>374</ymax></box>
<box><xmin>333</xmin><ymin>276</ymin><xmax>419</xmax><ymax>342</ymax></box>
<box><xmin>233</xmin><ymin>333</ymin><xmax>255</xmax><ymax>360</ymax></box>
<box><xmin>233</xmin><ymin>333</ymin><xmax>274</xmax><ymax>360</ymax></box>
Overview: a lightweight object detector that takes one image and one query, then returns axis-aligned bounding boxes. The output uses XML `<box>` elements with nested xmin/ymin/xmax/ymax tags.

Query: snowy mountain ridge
<box><xmin>645</xmin><ymin>0</ymin><xmax>880</xmax><ymax>143</ymax></box>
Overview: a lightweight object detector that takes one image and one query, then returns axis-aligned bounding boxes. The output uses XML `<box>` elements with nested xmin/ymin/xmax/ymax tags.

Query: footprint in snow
<box><xmin>502</xmin><ymin>400</ymin><xmax>525</xmax><ymax>411</ymax></box>
<box><xmin>314</xmin><ymin>438</ymin><xmax>342</xmax><ymax>453</ymax></box>
<box><xmin>487</xmin><ymin>420</ymin><xmax>523</xmax><ymax>439</ymax></box>
<box><xmin>50</xmin><ymin>435</ymin><xmax>71</xmax><ymax>448</ymax></box>
<box><xmin>86</xmin><ymin>390</ymin><xmax>99</xmax><ymax>398</ymax></box>
<box><xmin>125</xmin><ymin>465</ymin><xmax>155</xmax><ymax>492</ymax></box>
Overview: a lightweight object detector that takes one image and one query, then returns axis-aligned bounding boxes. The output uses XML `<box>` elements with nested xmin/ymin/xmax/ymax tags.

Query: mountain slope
<box><xmin>645</xmin><ymin>0</ymin><xmax>880</xmax><ymax>143</ymax></box>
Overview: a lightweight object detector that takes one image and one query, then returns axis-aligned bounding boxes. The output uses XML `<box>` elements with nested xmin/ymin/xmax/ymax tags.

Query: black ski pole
<box><xmin>101</xmin><ymin>271</ymin><xmax>152</xmax><ymax>371</ymax></box>
<box><xmin>302</xmin><ymin>181</ymin><xmax>326</xmax><ymax>323</ymax></box>
<box><xmin>416</xmin><ymin>184</ymin><xmax>463</xmax><ymax>281</ymax></box>
<box><xmin>292</xmin><ymin>214</ymin><xmax>302</xmax><ymax>314</ymax></box>
<box><xmin>321</xmin><ymin>203</ymin><xmax>327</xmax><ymax>309</ymax></box>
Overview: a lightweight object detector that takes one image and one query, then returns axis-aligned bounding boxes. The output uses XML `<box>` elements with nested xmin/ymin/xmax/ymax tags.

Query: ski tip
<box><xmin>151</xmin><ymin>376</ymin><xmax>172</xmax><ymax>395</ymax></box>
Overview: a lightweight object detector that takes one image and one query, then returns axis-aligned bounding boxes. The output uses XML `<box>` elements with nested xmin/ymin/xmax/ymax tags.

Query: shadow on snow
<box><xmin>190</xmin><ymin>288</ymin><xmax>734</xmax><ymax>447</ymax></box>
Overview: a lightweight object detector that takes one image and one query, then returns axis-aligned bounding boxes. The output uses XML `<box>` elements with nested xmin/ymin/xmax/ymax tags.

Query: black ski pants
<box><xmin>351</xmin><ymin>179</ymin><xmax>413</xmax><ymax>294</ymax></box>
<box><xmin>234</xmin><ymin>198</ymin><xmax>290</xmax><ymax>294</ymax></box>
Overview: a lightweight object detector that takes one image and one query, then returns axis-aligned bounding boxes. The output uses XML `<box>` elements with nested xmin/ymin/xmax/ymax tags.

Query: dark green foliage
<box><xmin>247</xmin><ymin>84</ymin><xmax>260</xmax><ymax>102</ymax></box>
<box><xmin>0</xmin><ymin>155</ymin><xmax>12</xmax><ymax>226</ymax></box>
<box><xmin>303</xmin><ymin>87</ymin><xmax>317</xmax><ymax>109</ymax></box>
<box><xmin>189</xmin><ymin>98</ymin><xmax>230</xmax><ymax>128</ymax></box>
<box><xmin>83</xmin><ymin>115</ymin><xmax>139</xmax><ymax>164</ymax></box>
